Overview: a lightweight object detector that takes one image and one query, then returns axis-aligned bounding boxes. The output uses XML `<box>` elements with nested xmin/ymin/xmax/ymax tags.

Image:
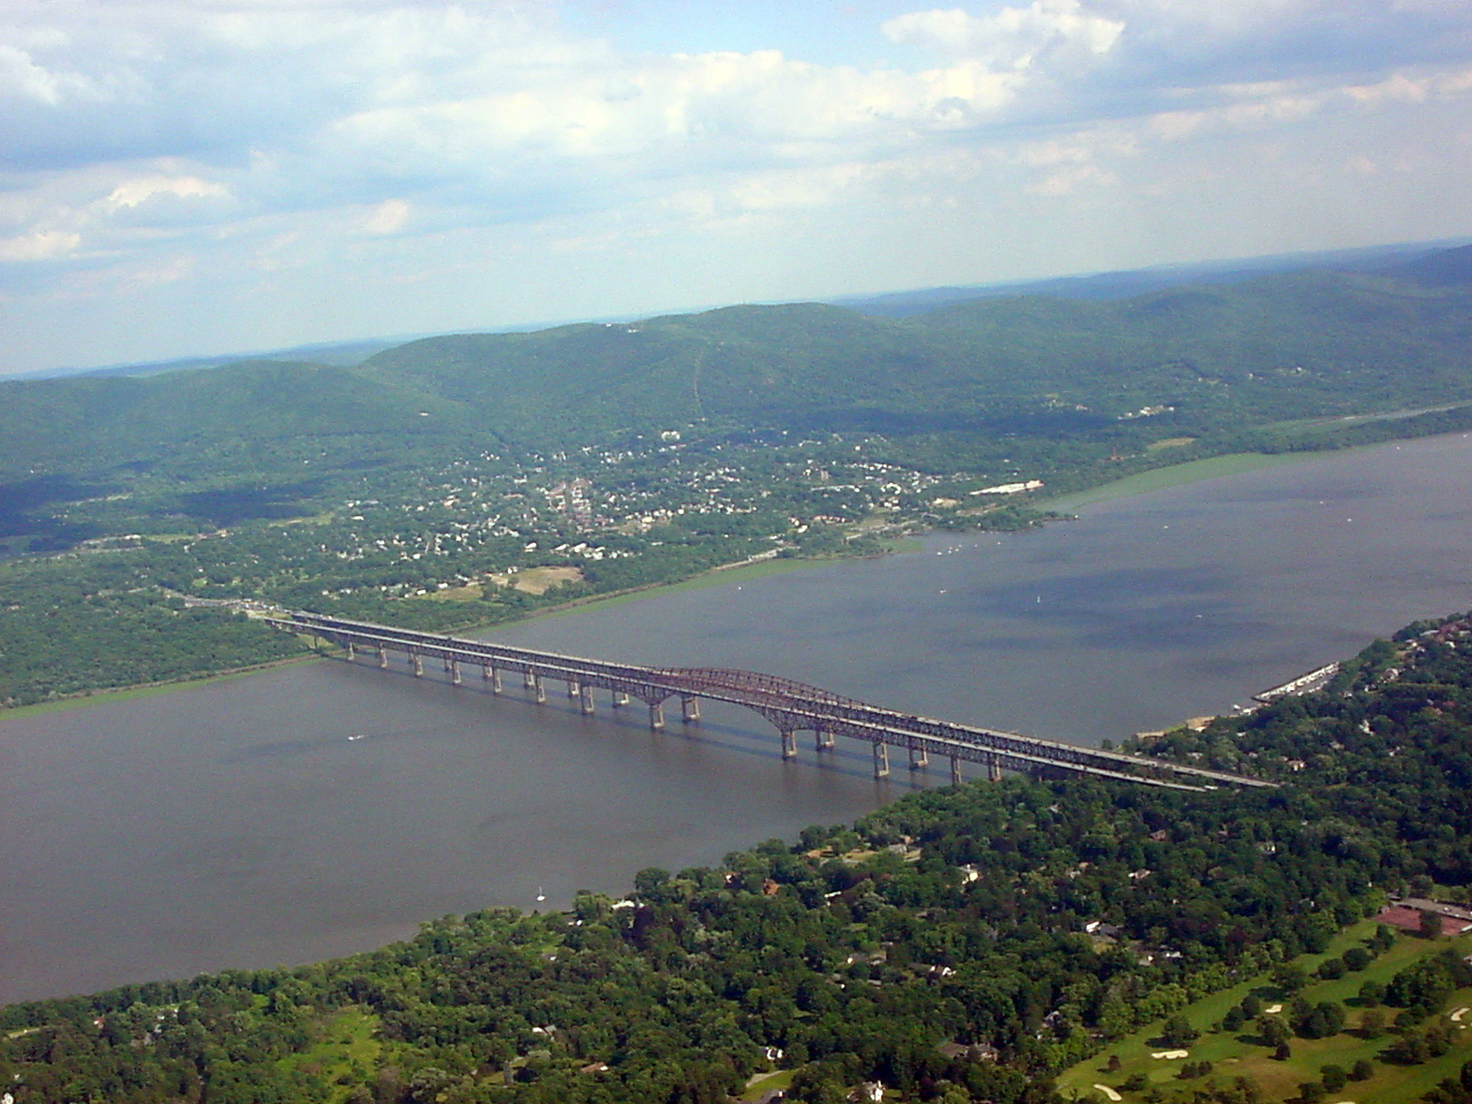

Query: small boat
<box><xmin>347</xmin><ymin>734</ymin><xmax>365</xmax><ymax>741</ymax></box>
<box><xmin>535</xmin><ymin>887</ymin><xmax>546</xmax><ymax>903</ymax></box>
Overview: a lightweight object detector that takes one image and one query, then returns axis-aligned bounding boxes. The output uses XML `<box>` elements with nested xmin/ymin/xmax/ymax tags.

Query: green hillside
<box><xmin>5</xmin><ymin>254</ymin><xmax>1472</xmax><ymax>479</ymax></box>
<box><xmin>4</xmin><ymin>248</ymin><xmax>1472</xmax><ymax>706</ymax></box>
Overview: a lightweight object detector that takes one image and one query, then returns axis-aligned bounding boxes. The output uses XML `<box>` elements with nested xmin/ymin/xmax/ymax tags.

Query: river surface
<box><xmin>3</xmin><ymin>433</ymin><xmax>1471</xmax><ymax>1004</ymax></box>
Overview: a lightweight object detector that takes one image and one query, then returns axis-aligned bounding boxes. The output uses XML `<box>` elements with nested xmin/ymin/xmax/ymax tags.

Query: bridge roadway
<box><xmin>268</xmin><ymin>611</ymin><xmax>1276</xmax><ymax>793</ymax></box>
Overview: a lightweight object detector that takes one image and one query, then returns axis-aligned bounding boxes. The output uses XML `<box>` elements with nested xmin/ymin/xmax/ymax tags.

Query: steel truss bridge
<box><xmin>267</xmin><ymin>611</ymin><xmax>1275</xmax><ymax>793</ymax></box>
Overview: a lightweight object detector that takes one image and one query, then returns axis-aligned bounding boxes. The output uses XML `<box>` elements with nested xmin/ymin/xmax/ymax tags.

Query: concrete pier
<box><xmin>412</xmin><ymin>652</ymin><xmax>423</xmax><ymax>677</ymax></box>
<box><xmin>873</xmin><ymin>742</ymin><xmax>889</xmax><ymax>779</ymax></box>
<box><xmin>580</xmin><ymin>686</ymin><xmax>595</xmax><ymax>714</ymax></box>
<box><xmin>649</xmin><ymin>702</ymin><xmax>664</xmax><ymax>730</ymax></box>
<box><xmin>781</xmin><ymin>729</ymin><xmax>798</xmax><ymax>759</ymax></box>
<box><xmin>909</xmin><ymin>744</ymin><xmax>928</xmax><ymax>769</ymax></box>
<box><xmin>681</xmin><ymin>695</ymin><xmax>700</xmax><ymax>722</ymax></box>
<box><xmin>950</xmin><ymin>756</ymin><xmax>962</xmax><ymax>785</ymax></box>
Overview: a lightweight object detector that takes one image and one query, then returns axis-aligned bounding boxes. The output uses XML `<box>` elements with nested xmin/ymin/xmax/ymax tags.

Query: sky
<box><xmin>2</xmin><ymin>0</ymin><xmax>1471</xmax><ymax>377</ymax></box>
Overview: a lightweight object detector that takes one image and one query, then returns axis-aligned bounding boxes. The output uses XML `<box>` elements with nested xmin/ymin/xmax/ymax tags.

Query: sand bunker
<box><xmin>1092</xmin><ymin>1086</ymin><xmax>1122</xmax><ymax>1101</ymax></box>
<box><xmin>1150</xmin><ymin>1049</ymin><xmax>1189</xmax><ymax>1059</ymax></box>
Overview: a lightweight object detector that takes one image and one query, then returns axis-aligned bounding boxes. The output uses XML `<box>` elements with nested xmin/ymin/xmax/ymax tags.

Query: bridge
<box><xmin>267</xmin><ymin>611</ymin><xmax>1276</xmax><ymax>793</ymax></box>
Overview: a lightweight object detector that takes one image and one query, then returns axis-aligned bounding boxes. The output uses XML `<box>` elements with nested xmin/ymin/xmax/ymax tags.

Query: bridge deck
<box><xmin>268</xmin><ymin>611</ymin><xmax>1275</xmax><ymax>792</ymax></box>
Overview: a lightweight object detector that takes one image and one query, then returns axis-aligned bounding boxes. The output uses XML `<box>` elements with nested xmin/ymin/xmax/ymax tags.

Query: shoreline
<box><xmin>0</xmin><ymin>548</ymin><xmax>904</xmax><ymax>718</ymax></box>
<box><xmin>2</xmin><ymin>435</ymin><xmax>1439</xmax><ymax>719</ymax></box>
<box><xmin>1037</xmin><ymin>450</ymin><xmax>1326</xmax><ymax>511</ymax></box>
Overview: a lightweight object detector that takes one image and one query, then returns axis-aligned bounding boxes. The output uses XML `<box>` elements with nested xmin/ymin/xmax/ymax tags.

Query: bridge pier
<box><xmin>267</xmin><ymin>613</ymin><xmax>1272</xmax><ymax>794</ymax></box>
<box><xmin>580</xmin><ymin>685</ymin><xmax>595</xmax><ymax>714</ymax></box>
<box><xmin>649</xmin><ymin>702</ymin><xmax>665</xmax><ymax>730</ymax></box>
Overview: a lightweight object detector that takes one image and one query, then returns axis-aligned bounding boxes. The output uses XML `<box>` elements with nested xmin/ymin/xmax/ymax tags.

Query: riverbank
<box><xmin>1038</xmin><ymin>450</ymin><xmax>1325</xmax><ymax>511</ymax></box>
<box><xmin>0</xmin><ymin>653</ymin><xmax>325</xmax><ymax>720</ymax></box>
<box><xmin>0</xmin><ymin>548</ymin><xmax>883</xmax><ymax>718</ymax></box>
<box><xmin>507</xmin><ymin>543</ymin><xmax>918</xmax><ymax>625</ymax></box>
<box><xmin>2</xmin><ymin>434</ymin><xmax>1447</xmax><ymax>719</ymax></box>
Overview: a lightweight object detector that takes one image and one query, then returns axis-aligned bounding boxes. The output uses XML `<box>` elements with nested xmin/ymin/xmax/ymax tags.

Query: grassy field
<box><xmin>1056</xmin><ymin>923</ymin><xmax>1472</xmax><ymax>1104</ymax></box>
<box><xmin>278</xmin><ymin>1007</ymin><xmax>381</xmax><ymax>1104</ymax></box>
<box><xmin>741</xmin><ymin>1068</ymin><xmax>795</xmax><ymax>1100</ymax></box>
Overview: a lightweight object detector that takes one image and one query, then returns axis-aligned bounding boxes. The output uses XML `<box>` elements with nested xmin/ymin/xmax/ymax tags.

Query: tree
<box><xmin>1421</xmin><ymin>909</ymin><xmax>1445</xmax><ymax>939</ymax></box>
<box><xmin>1161</xmin><ymin>1014</ymin><xmax>1199</xmax><ymax>1048</ymax></box>
<box><xmin>1273</xmin><ymin>963</ymin><xmax>1309</xmax><ymax>996</ymax></box>
<box><xmin>1258</xmin><ymin>1015</ymin><xmax>1290</xmax><ymax>1048</ymax></box>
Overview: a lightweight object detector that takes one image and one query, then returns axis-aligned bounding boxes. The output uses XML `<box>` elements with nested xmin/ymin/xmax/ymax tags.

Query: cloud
<box><xmin>0</xmin><ymin>229</ymin><xmax>82</xmax><ymax>263</ymax></box>
<box><xmin>883</xmin><ymin>2</ymin><xmax>1125</xmax><ymax>70</ymax></box>
<box><xmin>0</xmin><ymin>0</ymin><xmax>1471</xmax><ymax>373</ymax></box>
<box><xmin>361</xmin><ymin>198</ymin><xmax>411</xmax><ymax>235</ymax></box>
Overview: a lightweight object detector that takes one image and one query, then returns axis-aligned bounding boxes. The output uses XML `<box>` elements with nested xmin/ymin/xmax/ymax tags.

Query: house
<box><xmin>936</xmin><ymin>1040</ymin><xmax>999</xmax><ymax>1063</ymax></box>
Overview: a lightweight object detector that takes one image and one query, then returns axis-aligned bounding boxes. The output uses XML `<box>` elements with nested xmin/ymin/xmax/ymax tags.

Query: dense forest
<box><xmin>8</xmin><ymin>612</ymin><xmax>1472</xmax><ymax>1104</ymax></box>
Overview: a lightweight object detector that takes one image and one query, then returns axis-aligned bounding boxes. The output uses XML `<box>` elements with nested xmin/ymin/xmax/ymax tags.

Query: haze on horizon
<box><xmin>2</xmin><ymin>0</ymin><xmax>1470</xmax><ymax>378</ymax></box>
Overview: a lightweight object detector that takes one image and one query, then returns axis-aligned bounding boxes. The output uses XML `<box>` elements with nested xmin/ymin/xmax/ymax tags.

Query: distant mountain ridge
<box><xmin>18</xmin><ymin>238</ymin><xmax>1469</xmax><ymax>384</ymax></box>
<box><xmin>4</xmin><ymin>243</ymin><xmax>1472</xmax><ymax>476</ymax></box>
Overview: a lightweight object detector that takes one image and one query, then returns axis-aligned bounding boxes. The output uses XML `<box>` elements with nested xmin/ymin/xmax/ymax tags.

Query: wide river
<box><xmin>3</xmin><ymin>433</ymin><xmax>1471</xmax><ymax>1004</ymax></box>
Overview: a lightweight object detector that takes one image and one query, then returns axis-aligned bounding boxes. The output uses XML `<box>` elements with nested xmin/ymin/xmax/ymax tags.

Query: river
<box><xmin>2</xmin><ymin>433</ymin><xmax>1470</xmax><ymax>1004</ymax></box>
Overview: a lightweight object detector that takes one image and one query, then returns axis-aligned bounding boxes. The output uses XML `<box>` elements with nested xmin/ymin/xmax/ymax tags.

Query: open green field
<box><xmin>1056</xmin><ymin>923</ymin><xmax>1472</xmax><ymax>1104</ymax></box>
<box><xmin>277</xmin><ymin>1007</ymin><xmax>381</xmax><ymax>1104</ymax></box>
<box><xmin>741</xmin><ymin>1068</ymin><xmax>795</xmax><ymax>1100</ymax></box>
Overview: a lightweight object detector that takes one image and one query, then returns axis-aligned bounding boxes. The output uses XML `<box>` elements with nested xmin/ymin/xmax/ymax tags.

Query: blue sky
<box><xmin>2</xmin><ymin>0</ymin><xmax>1470</xmax><ymax>376</ymax></box>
